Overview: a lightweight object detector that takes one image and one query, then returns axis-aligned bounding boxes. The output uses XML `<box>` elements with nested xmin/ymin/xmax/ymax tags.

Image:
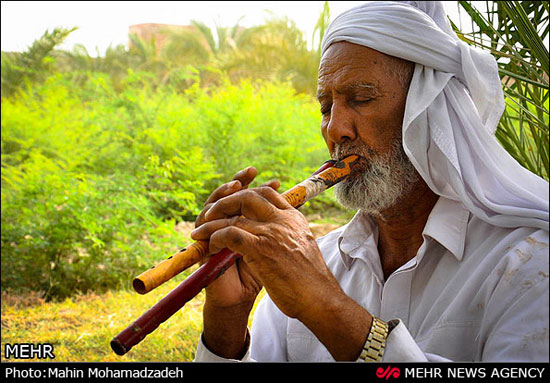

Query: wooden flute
<box><xmin>110</xmin><ymin>155</ymin><xmax>359</xmax><ymax>356</ymax></box>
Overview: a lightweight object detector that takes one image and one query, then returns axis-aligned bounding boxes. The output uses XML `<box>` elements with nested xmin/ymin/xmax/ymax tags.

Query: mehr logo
<box><xmin>4</xmin><ymin>343</ymin><xmax>55</xmax><ymax>359</ymax></box>
<box><xmin>376</xmin><ymin>365</ymin><xmax>401</xmax><ymax>380</ymax></box>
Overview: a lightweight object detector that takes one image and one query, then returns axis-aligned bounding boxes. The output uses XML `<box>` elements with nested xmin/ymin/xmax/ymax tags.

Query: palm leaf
<box><xmin>500</xmin><ymin>1</ymin><xmax>549</xmax><ymax>73</ymax></box>
<box><xmin>1</xmin><ymin>27</ymin><xmax>77</xmax><ymax>98</ymax></box>
<box><xmin>456</xmin><ymin>1</ymin><xmax>549</xmax><ymax>180</ymax></box>
<box><xmin>191</xmin><ymin>20</ymin><xmax>217</xmax><ymax>54</ymax></box>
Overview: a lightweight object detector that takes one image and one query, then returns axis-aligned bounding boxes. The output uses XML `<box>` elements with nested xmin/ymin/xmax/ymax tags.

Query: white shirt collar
<box><xmin>422</xmin><ymin>197</ymin><xmax>470</xmax><ymax>261</ymax></box>
<box><xmin>337</xmin><ymin>196</ymin><xmax>470</xmax><ymax>270</ymax></box>
<box><xmin>337</xmin><ymin>211</ymin><xmax>377</xmax><ymax>270</ymax></box>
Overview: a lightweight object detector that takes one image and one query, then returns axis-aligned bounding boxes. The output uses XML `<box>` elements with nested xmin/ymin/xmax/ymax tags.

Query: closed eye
<box><xmin>349</xmin><ymin>96</ymin><xmax>376</xmax><ymax>109</ymax></box>
<box><xmin>351</xmin><ymin>98</ymin><xmax>372</xmax><ymax>105</ymax></box>
<box><xmin>320</xmin><ymin>103</ymin><xmax>332</xmax><ymax>116</ymax></box>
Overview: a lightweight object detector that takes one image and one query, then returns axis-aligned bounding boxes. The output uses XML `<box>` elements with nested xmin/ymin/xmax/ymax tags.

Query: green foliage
<box><xmin>0</xmin><ymin>154</ymin><xmax>178</xmax><ymax>301</ymax></box>
<box><xmin>453</xmin><ymin>1</ymin><xmax>549</xmax><ymax>180</ymax></box>
<box><xmin>1</xmin><ymin>69</ymin><xmax>329</xmax><ymax>300</ymax></box>
<box><xmin>217</xmin><ymin>15</ymin><xmax>320</xmax><ymax>95</ymax></box>
<box><xmin>3</xmin><ymin>1</ymin><xmax>546</xmax><ymax>303</ymax></box>
<box><xmin>1</xmin><ymin>27</ymin><xmax>77</xmax><ymax>98</ymax></box>
<box><xmin>185</xmin><ymin>78</ymin><xmax>327</xmax><ymax>189</ymax></box>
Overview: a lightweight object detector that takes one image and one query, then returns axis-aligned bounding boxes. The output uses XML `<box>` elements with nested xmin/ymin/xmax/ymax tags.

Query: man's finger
<box><xmin>195</xmin><ymin>202</ymin><xmax>213</xmax><ymax>228</ymax></box>
<box><xmin>203</xmin><ymin>167</ymin><xmax>257</xmax><ymax>206</ymax></box>
<box><xmin>260</xmin><ymin>179</ymin><xmax>281</xmax><ymax>191</ymax></box>
<box><xmin>198</xmin><ymin>180</ymin><xmax>242</xmax><ymax>227</ymax></box>
<box><xmin>204</xmin><ymin>180</ymin><xmax>242</xmax><ymax>206</ymax></box>
<box><xmin>254</xmin><ymin>186</ymin><xmax>293</xmax><ymax>210</ymax></box>
<box><xmin>208</xmin><ymin>225</ymin><xmax>259</xmax><ymax>255</ymax></box>
<box><xmin>191</xmin><ymin>216</ymin><xmax>258</xmax><ymax>241</ymax></box>
<box><xmin>205</xmin><ymin>189</ymin><xmax>279</xmax><ymax>222</ymax></box>
<box><xmin>197</xmin><ymin>167</ymin><xmax>259</xmax><ymax>227</ymax></box>
<box><xmin>231</xmin><ymin>166</ymin><xmax>257</xmax><ymax>189</ymax></box>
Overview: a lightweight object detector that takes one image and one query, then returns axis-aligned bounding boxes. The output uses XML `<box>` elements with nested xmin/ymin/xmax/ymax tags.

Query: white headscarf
<box><xmin>321</xmin><ymin>1</ymin><xmax>549</xmax><ymax>231</ymax></box>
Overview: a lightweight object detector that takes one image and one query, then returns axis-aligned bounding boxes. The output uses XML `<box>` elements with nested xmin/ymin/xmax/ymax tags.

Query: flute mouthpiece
<box><xmin>282</xmin><ymin>155</ymin><xmax>359</xmax><ymax>207</ymax></box>
<box><xmin>321</xmin><ymin>154</ymin><xmax>360</xmax><ymax>186</ymax></box>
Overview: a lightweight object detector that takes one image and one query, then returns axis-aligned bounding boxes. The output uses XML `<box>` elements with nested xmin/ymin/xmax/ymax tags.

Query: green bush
<box><xmin>1</xmin><ymin>70</ymin><xmax>334</xmax><ymax>300</ymax></box>
<box><xmin>185</xmin><ymin>78</ymin><xmax>328</xmax><ymax>188</ymax></box>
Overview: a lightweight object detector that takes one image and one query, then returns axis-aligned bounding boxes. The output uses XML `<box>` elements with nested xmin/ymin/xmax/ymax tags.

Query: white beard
<box><xmin>333</xmin><ymin>141</ymin><xmax>419</xmax><ymax>216</ymax></box>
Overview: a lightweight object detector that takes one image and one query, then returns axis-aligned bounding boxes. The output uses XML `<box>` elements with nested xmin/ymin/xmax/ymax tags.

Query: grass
<box><xmin>1</xmin><ymin>219</ymin><xmax>346</xmax><ymax>363</ymax></box>
<box><xmin>0</xmin><ymin>269</ymin><xmax>271</xmax><ymax>362</ymax></box>
<box><xmin>1</xmin><ymin>271</ymin><xmax>206</xmax><ymax>362</ymax></box>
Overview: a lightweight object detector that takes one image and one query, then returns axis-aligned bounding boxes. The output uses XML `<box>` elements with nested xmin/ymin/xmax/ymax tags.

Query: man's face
<box><xmin>317</xmin><ymin>41</ymin><xmax>418</xmax><ymax>215</ymax></box>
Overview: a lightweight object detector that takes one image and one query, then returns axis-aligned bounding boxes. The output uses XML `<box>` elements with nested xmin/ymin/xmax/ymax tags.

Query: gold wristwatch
<box><xmin>359</xmin><ymin>317</ymin><xmax>389</xmax><ymax>362</ymax></box>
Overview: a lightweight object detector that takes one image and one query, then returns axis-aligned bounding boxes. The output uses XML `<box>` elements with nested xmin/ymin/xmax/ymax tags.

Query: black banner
<box><xmin>1</xmin><ymin>362</ymin><xmax>548</xmax><ymax>382</ymax></box>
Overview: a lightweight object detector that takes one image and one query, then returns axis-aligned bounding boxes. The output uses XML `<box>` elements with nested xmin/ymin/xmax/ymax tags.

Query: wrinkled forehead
<box><xmin>318</xmin><ymin>42</ymin><xmax>397</xmax><ymax>85</ymax></box>
<box><xmin>320</xmin><ymin>42</ymin><xmax>384</xmax><ymax>67</ymax></box>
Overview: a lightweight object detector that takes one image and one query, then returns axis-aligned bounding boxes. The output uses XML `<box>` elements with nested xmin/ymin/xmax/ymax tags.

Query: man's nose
<box><xmin>326</xmin><ymin>103</ymin><xmax>357</xmax><ymax>144</ymax></box>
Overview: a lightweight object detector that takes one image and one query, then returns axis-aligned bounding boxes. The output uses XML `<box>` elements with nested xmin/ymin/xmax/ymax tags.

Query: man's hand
<box><xmin>192</xmin><ymin>185</ymin><xmax>339</xmax><ymax>320</ymax></box>
<box><xmin>195</xmin><ymin>167</ymin><xmax>267</xmax><ymax>309</ymax></box>
<box><xmin>192</xmin><ymin>167</ymin><xmax>278</xmax><ymax>359</ymax></box>
<box><xmin>193</xmin><ymin>167</ymin><xmax>373</xmax><ymax>361</ymax></box>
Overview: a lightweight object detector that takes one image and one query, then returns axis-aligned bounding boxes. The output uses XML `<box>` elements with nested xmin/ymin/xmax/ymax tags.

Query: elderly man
<box><xmin>192</xmin><ymin>1</ymin><xmax>549</xmax><ymax>362</ymax></box>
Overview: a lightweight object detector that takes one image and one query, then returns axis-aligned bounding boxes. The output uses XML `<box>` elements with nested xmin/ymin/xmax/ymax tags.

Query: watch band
<box><xmin>359</xmin><ymin>316</ymin><xmax>389</xmax><ymax>362</ymax></box>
